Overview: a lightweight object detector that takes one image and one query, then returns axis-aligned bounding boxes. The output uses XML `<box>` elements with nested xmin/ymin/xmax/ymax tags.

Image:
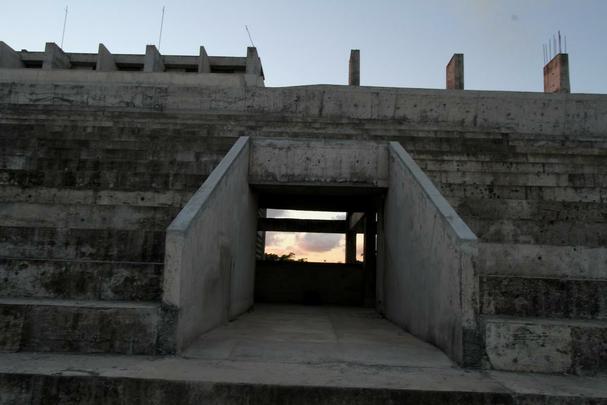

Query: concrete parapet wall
<box><xmin>164</xmin><ymin>137</ymin><xmax>257</xmax><ymax>352</ymax></box>
<box><xmin>249</xmin><ymin>138</ymin><xmax>389</xmax><ymax>187</ymax></box>
<box><xmin>381</xmin><ymin>142</ymin><xmax>479</xmax><ymax>366</ymax></box>
<box><xmin>0</xmin><ymin>78</ymin><xmax>605</xmax><ymax>136</ymax></box>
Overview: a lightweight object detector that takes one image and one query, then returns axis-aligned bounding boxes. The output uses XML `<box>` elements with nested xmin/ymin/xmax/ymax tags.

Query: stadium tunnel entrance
<box><xmin>164</xmin><ymin>137</ymin><xmax>479</xmax><ymax>367</ymax></box>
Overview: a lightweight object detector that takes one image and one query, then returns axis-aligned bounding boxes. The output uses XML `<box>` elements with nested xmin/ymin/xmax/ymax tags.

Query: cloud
<box><xmin>295</xmin><ymin>233</ymin><xmax>342</xmax><ymax>252</ymax></box>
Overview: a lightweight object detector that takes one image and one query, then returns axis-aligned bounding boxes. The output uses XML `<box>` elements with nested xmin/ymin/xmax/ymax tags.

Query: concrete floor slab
<box><xmin>183</xmin><ymin>304</ymin><xmax>455</xmax><ymax>368</ymax></box>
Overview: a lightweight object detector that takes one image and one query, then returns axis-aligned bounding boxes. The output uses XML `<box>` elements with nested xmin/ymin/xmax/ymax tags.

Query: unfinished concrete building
<box><xmin>0</xmin><ymin>41</ymin><xmax>606</xmax><ymax>404</ymax></box>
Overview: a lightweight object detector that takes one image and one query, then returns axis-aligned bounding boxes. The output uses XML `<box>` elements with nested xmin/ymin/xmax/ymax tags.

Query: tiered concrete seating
<box><xmin>408</xmin><ymin>132</ymin><xmax>607</xmax><ymax>375</ymax></box>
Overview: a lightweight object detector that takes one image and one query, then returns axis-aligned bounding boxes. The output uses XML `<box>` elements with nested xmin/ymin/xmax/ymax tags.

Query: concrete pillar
<box><xmin>96</xmin><ymin>43</ymin><xmax>117</xmax><ymax>72</ymax></box>
<box><xmin>144</xmin><ymin>45</ymin><xmax>164</xmax><ymax>72</ymax></box>
<box><xmin>363</xmin><ymin>211</ymin><xmax>376</xmax><ymax>306</ymax></box>
<box><xmin>246</xmin><ymin>47</ymin><xmax>261</xmax><ymax>76</ymax></box>
<box><xmin>446</xmin><ymin>53</ymin><xmax>464</xmax><ymax>90</ymax></box>
<box><xmin>42</xmin><ymin>42</ymin><xmax>71</xmax><ymax>70</ymax></box>
<box><xmin>544</xmin><ymin>53</ymin><xmax>570</xmax><ymax>93</ymax></box>
<box><xmin>345</xmin><ymin>214</ymin><xmax>357</xmax><ymax>264</ymax></box>
<box><xmin>349</xmin><ymin>49</ymin><xmax>360</xmax><ymax>86</ymax></box>
<box><xmin>0</xmin><ymin>41</ymin><xmax>24</xmax><ymax>68</ymax></box>
<box><xmin>198</xmin><ymin>46</ymin><xmax>211</xmax><ymax>73</ymax></box>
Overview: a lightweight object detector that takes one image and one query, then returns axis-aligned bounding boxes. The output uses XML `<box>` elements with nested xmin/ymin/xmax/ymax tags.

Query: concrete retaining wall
<box><xmin>1</xmin><ymin>74</ymin><xmax>607</xmax><ymax>137</ymax></box>
<box><xmin>380</xmin><ymin>142</ymin><xmax>479</xmax><ymax>366</ymax></box>
<box><xmin>163</xmin><ymin>137</ymin><xmax>257</xmax><ymax>352</ymax></box>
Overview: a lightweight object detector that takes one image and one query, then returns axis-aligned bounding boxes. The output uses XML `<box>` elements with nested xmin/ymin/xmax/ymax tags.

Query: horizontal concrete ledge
<box><xmin>167</xmin><ymin>137</ymin><xmax>249</xmax><ymax>233</ymax></box>
<box><xmin>0</xmin><ymin>68</ymin><xmax>260</xmax><ymax>87</ymax></box>
<box><xmin>389</xmin><ymin>142</ymin><xmax>477</xmax><ymax>242</ymax></box>
<box><xmin>1</xmin><ymin>353</ymin><xmax>606</xmax><ymax>403</ymax></box>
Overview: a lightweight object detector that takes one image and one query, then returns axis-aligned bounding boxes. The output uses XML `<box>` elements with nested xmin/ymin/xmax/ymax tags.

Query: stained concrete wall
<box><xmin>0</xmin><ymin>74</ymin><xmax>605</xmax><ymax>136</ymax></box>
<box><xmin>381</xmin><ymin>142</ymin><xmax>479</xmax><ymax>366</ymax></box>
<box><xmin>249</xmin><ymin>138</ymin><xmax>389</xmax><ymax>187</ymax></box>
<box><xmin>164</xmin><ymin>137</ymin><xmax>257</xmax><ymax>351</ymax></box>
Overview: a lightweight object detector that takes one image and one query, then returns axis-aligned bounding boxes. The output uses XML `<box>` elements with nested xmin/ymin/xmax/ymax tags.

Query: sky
<box><xmin>2</xmin><ymin>1</ymin><xmax>606</xmax><ymax>262</ymax></box>
<box><xmin>264</xmin><ymin>210</ymin><xmax>364</xmax><ymax>263</ymax></box>
<box><xmin>1</xmin><ymin>0</ymin><xmax>606</xmax><ymax>93</ymax></box>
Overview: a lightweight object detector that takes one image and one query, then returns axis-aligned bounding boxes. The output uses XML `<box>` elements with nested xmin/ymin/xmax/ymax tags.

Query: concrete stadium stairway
<box><xmin>409</xmin><ymin>132</ymin><xmax>607</xmax><ymax>375</ymax></box>
<box><xmin>0</xmin><ymin>113</ymin><xmax>230</xmax><ymax>354</ymax></box>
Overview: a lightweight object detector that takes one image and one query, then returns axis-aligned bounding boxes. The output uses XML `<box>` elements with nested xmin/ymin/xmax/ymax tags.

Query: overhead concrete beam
<box><xmin>198</xmin><ymin>46</ymin><xmax>211</xmax><ymax>73</ymax></box>
<box><xmin>42</xmin><ymin>42</ymin><xmax>71</xmax><ymax>70</ymax></box>
<box><xmin>96</xmin><ymin>43</ymin><xmax>117</xmax><ymax>71</ymax></box>
<box><xmin>0</xmin><ymin>41</ymin><xmax>24</xmax><ymax>68</ymax></box>
<box><xmin>144</xmin><ymin>45</ymin><xmax>164</xmax><ymax>72</ymax></box>
<box><xmin>446</xmin><ymin>53</ymin><xmax>464</xmax><ymax>90</ymax></box>
<box><xmin>544</xmin><ymin>53</ymin><xmax>570</xmax><ymax>94</ymax></box>
<box><xmin>258</xmin><ymin>218</ymin><xmax>347</xmax><ymax>234</ymax></box>
<box><xmin>349</xmin><ymin>49</ymin><xmax>360</xmax><ymax>86</ymax></box>
<box><xmin>246</xmin><ymin>47</ymin><xmax>261</xmax><ymax>76</ymax></box>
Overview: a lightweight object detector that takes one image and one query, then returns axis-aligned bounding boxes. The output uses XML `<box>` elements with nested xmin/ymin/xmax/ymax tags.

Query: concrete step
<box><xmin>0</xmin><ymin>186</ymin><xmax>193</xmax><ymax>207</ymax></box>
<box><xmin>5</xmin><ymin>353</ymin><xmax>607</xmax><ymax>405</ymax></box>
<box><xmin>482</xmin><ymin>315</ymin><xmax>607</xmax><ymax>375</ymax></box>
<box><xmin>1</xmin><ymin>146</ymin><xmax>225</xmax><ymax>164</ymax></box>
<box><xmin>0</xmin><ymin>169</ymin><xmax>206</xmax><ymax>191</ymax></box>
<box><xmin>439</xmin><ymin>182</ymin><xmax>606</xmax><ymax>203</ymax></box>
<box><xmin>452</xmin><ymin>198</ymin><xmax>607</xmax><ymax>223</ymax></box>
<box><xmin>427</xmin><ymin>170</ymin><xmax>607</xmax><ymax>188</ymax></box>
<box><xmin>0</xmin><ymin>226</ymin><xmax>164</xmax><ymax>262</ymax></box>
<box><xmin>1</xmin><ymin>156</ymin><xmax>222</xmax><ymax>175</ymax></box>
<box><xmin>0</xmin><ymin>298</ymin><xmax>160</xmax><ymax>354</ymax></box>
<box><xmin>417</xmin><ymin>158</ymin><xmax>607</xmax><ymax>175</ymax></box>
<box><xmin>412</xmin><ymin>150</ymin><xmax>607</xmax><ymax>166</ymax></box>
<box><xmin>480</xmin><ymin>275</ymin><xmax>607</xmax><ymax>320</ymax></box>
<box><xmin>402</xmin><ymin>137</ymin><xmax>607</xmax><ymax>156</ymax></box>
<box><xmin>467</xmin><ymin>218</ymin><xmax>607</xmax><ymax>247</ymax></box>
<box><xmin>479</xmin><ymin>242</ymin><xmax>607</xmax><ymax>280</ymax></box>
<box><xmin>0</xmin><ymin>202</ymin><xmax>179</xmax><ymax>230</ymax></box>
<box><xmin>0</xmin><ymin>257</ymin><xmax>162</xmax><ymax>301</ymax></box>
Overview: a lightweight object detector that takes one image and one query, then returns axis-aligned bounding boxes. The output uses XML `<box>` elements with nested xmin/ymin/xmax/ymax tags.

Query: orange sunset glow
<box><xmin>264</xmin><ymin>210</ymin><xmax>364</xmax><ymax>263</ymax></box>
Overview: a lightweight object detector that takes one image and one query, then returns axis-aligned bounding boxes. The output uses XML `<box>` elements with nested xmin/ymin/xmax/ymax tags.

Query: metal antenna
<box><xmin>158</xmin><ymin>6</ymin><xmax>165</xmax><ymax>50</ymax></box>
<box><xmin>245</xmin><ymin>25</ymin><xmax>255</xmax><ymax>47</ymax></box>
<box><xmin>60</xmin><ymin>6</ymin><xmax>68</xmax><ymax>48</ymax></box>
<box><xmin>558</xmin><ymin>31</ymin><xmax>562</xmax><ymax>53</ymax></box>
<box><xmin>564</xmin><ymin>36</ymin><xmax>567</xmax><ymax>53</ymax></box>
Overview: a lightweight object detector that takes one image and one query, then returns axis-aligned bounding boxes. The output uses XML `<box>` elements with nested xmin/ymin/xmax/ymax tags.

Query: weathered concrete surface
<box><xmin>479</xmin><ymin>243</ymin><xmax>607</xmax><ymax>279</ymax></box>
<box><xmin>255</xmin><ymin>262</ymin><xmax>363</xmax><ymax>305</ymax></box>
<box><xmin>0</xmin><ymin>42</ymin><xmax>23</xmax><ymax>68</ymax></box>
<box><xmin>245</xmin><ymin>47</ymin><xmax>262</xmax><ymax>78</ymax></box>
<box><xmin>95</xmin><ymin>43</ymin><xmax>116</xmax><ymax>72</ymax></box>
<box><xmin>1</xmin><ymin>345</ymin><xmax>606</xmax><ymax>404</ymax></box>
<box><xmin>349</xmin><ymin>49</ymin><xmax>360</xmax><ymax>86</ymax></box>
<box><xmin>184</xmin><ymin>305</ymin><xmax>455</xmax><ymax>368</ymax></box>
<box><xmin>544</xmin><ymin>53</ymin><xmax>570</xmax><ymax>93</ymax></box>
<box><xmin>249</xmin><ymin>138</ymin><xmax>388</xmax><ymax>187</ymax></box>
<box><xmin>0</xmin><ymin>68</ymin><xmax>261</xmax><ymax>86</ymax></box>
<box><xmin>0</xmin><ymin>298</ymin><xmax>159</xmax><ymax>354</ymax></box>
<box><xmin>483</xmin><ymin>316</ymin><xmax>607</xmax><ymax>375</ymax></box>
<box><xmin>198</xmin><ymin>46</ymin><xmax>210</xmax><ymax>73</ymax></box>
<box><xmin>480</xmin><ymin>275</ymin><xmax>607</xmax><ymax>320</ymax></box>
<box><xmin>42</xmin><ymin>43</ymin><xmax>70</xmax><ymax>70</ymax></box>
<box><xmin>164</xmin><ymin>137</ymin><xmax>257</xmax><ymax>352</ymax></box>
<box><xmin>446</xmin><ymin>53</ymin><xmax>464</xmax><ymax>90</ymax></box>
<box><xmin>144</xmin><ymin>45</ymin><xmax>164</xmax><ymax>73</ymax></box>
<box><xmin>381</xmin><ymin>142</ymin><xmax>479</xmax><ymax>366</ymax></box>
<box><xmin>0</xmin><ymin>258</ymin><xmax>162</xmax><ymax>301</ymax></box>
